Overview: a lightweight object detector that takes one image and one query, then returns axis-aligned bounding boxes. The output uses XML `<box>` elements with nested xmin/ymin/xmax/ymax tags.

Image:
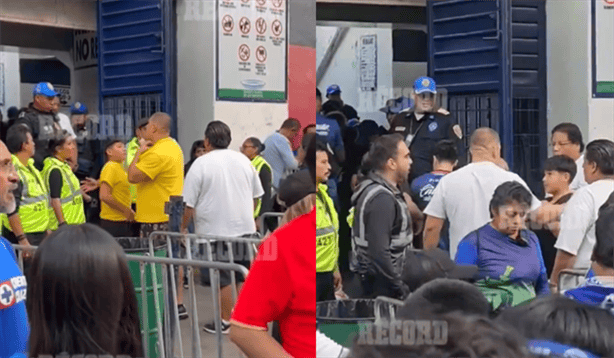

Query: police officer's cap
<box><xmin>70</xmin><ymin>102</ymin><xmax>89</xmax><ymax>115</ymax></box>
<box><xmin>414</xmin><ymin>76</ymin><xmax>437</xmax><ymax>94</ymax></box>
<box><xmin>326</xmin><ymin>84</ymin><xmax>341</xmax><ymax>97</ymax></box>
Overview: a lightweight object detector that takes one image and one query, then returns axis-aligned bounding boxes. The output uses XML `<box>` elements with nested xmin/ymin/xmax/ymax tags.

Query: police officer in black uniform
<box><xmin>71</xmin><ymin>102</ymin><xmax>102</xmax><ymax>224</ymax></box>
<box><xmin>16</xmin><ymin>82</ymin><xmax>63</xmax><ymax>170</ymax></box>
<box><xmin>389</xmin><ymin>77</ymin><xmax>464</xmax><ymax>183</ymax></box>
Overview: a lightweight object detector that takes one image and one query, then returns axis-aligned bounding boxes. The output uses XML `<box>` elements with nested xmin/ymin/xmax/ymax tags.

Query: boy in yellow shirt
<box><xmin>99</xmin><ymin>140</ymin><xmax>138</xmax><ymax>237</ymax></box>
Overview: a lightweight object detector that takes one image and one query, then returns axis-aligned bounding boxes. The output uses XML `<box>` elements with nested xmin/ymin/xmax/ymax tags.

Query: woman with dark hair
<box><xmin>455</xmin><ymin>181</ymin><xmax>549</xmax><ymax>310</ymax></box>
<box><xmin>41</xmin><ymin>130</ymin><xmax>86</xmax><ymax>230</ymax></box>
<box><xmin>184</xmin><ymin>139</ymin><xmax>205</xmax><ymax>175</ymax></box>
<box><xmin>240</xmin><ymin>137</ymin><xmax>273</xmax><ymax>221</ymax></box>
<box><xmin>496</xmin><ymin>295</ymin><xmax>614</xmax><ymax>358</ymax></box>
<box><xmin>26</xmin><ymin>224</ymin><xmax>143</xmax><ymax>357</ymax></box>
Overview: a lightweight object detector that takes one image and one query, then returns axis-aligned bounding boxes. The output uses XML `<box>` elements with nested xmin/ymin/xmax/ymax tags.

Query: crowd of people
<box><xmin>0</xmin><ymin>82</ymin><xmax>319</xmax><ymax>357</ymax></box>
<box><xmin>315</xmin><ymin>76</ymin><xmax>614</xmax><ymax>357</ymax></box>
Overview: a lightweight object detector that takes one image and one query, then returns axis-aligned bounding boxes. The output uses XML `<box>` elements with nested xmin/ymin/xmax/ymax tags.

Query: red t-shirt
<box><xmin>230</xmin><ymin>209</ymin><xmax>316</xmax><ymax>357</ymax></box>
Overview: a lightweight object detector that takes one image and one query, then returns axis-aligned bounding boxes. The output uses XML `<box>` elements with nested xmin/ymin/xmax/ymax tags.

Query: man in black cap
<box><xmin>389</xmin><ymin>77</ymin><xmax>464</xmax><ymax>183</ymax></box>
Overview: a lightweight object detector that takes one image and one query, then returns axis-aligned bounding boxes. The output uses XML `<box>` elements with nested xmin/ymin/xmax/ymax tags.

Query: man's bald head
<box><xmin>149</xmin><ymin>112</ymin><xmax>171</xmax><ymax>133</ymax></box>
<box><xmin>470</xmin><ymin>127</ymin><xmax>500</xmax><ymax>150</ymax></box>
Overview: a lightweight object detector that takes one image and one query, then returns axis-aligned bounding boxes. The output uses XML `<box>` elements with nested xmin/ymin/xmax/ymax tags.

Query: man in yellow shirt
<box><xmin>128</xmin><ymin>112</ymin><xmax>184</xmax><ymax>239</ymax></box>
<box><xmin>99</xmin><ymin>140</ymin><xmax>137</xmax><ymax>237</ymax></box>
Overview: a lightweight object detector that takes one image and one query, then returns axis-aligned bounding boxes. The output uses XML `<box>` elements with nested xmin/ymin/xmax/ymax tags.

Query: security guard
<box><xmin>350</xmin><ymin>134</ymin><xmax>412</xmax><ymax>300</ymax></box>
<box><xmin>1</xmin><ymin>124</ymin><xmax>50</xmax><ymax>248</ymax></box>
<box><xmin>42</xmin><ymin>132</ymin><xmax>86</xmax><ymax>230</ymax></box>
<box><xmin>16</xmin><ymin>82</ymin><xmax>63</xmax><ymax>170</ymax></box>
<box><xmin>316</xmin><ymin>140</ymin><xmax>341</xmax><ymax>302</ymax></box>
<box><xmin>389</xmin><ymin>77</ymin><xmax>464</xmax><ymax>183</ymax></box>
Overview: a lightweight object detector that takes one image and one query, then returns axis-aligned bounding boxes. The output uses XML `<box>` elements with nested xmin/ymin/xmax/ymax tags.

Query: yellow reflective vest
<box><xmin>251</xmin><ymin>155</ymin><xmax>272</xmax><ymax>218</ymax></box>
<box><xmin>316</xmin><ymin>183</ymin><xmax>339</xmax><ymax>273</ymax></box>
<box><xmin>1</xmin><ymin>156</ymin><xmax>50</xmax><ymax>233</ymax></box>
<box><xmin>42</xmin><ymin>157</ymin><xmax>86</xmax><ymax>230</ymax></box>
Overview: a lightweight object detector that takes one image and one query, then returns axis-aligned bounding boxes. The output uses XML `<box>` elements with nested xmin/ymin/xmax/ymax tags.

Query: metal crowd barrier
<box><xmin>11</xmin><ymin>230</ymin><xmax>266</xmax><ymax>358</ymax></box>
<box><xmin>258</xmin><ymin>212</ymin><xmax>284</xmax><ymax>237</ymax></box>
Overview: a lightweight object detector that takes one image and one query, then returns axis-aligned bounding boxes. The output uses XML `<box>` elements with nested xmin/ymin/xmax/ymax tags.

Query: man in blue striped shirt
<box><xmin>262</xmin><ymin>118</ymin><xmax>301</xmax><ymax>192</ymax></box>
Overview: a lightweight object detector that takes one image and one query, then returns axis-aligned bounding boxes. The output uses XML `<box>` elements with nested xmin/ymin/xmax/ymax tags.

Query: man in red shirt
<box><xmin>230</xmin><ymin>209</ymin><xmax>316</xmax><ymax>358</ymax></box>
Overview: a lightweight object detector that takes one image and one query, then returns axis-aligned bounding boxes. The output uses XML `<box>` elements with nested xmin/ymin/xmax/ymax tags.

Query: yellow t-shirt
<box><xmin>100</xmin><ymin>161</ymin><xmax>132</xmax><ymax>222</ymax></box>
<box><xmin>135</xmin><ymin>137</ymin><xmax>184</xmax><ymax>223</ymax></box>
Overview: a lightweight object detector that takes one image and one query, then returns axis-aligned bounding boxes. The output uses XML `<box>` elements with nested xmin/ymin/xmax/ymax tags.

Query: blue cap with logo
<box><xmin>32</xmin><ymin>82</ymin><xmax>59</xmax><ymax>97</ymax></box>
<box><xmin>326</xmin><ymin>84</ymin><xmax>341</xmax><ymax>97</ymax></box>
<box><xmin>70</xmin><ymin>102</ymin><xmax>88</xmax><ymax>115</ymax></box>
<box><xmin>414</xmin><ymin>76</ymin><xmax>437</xmax><ymax>94</ymax></box>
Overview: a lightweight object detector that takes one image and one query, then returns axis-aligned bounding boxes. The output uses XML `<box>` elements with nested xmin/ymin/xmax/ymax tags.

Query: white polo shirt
<box><xmin>555</xmin><ymin>179</ymin><xmax>614</xmax><ymax>269</ymax></box>
<box><xmin>424</xmin><ymin>161</ymin><xmax>541</xmax><ymax>259</ymax></box>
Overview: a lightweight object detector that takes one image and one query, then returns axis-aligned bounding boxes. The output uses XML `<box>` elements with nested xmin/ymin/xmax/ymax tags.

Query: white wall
<box><xmin>392</xmin><ymin>61</ymin><xmax>427</xmax><ymax>97</ymax></box>
<box><xmin>0</xmin><ymin>46</ymin><xmax>21</xmax><ymax>116</ymax></box>
<box><xmin>547</xmin><ymin>0</ymin><xmax>614</xmax><ymax>145</ymax></box>
<box><xmin>317</xmin><ymin>26</ymin><xmax>393</xmax><ymax>126</ymax></box>
<box><xmin>177</xmin><ymin>0</ymin><xmax>288</xmax><ymax>156</ymax></box>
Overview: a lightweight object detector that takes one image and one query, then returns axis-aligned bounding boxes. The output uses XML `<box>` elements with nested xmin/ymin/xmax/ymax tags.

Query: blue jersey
<box><xmin>0</xmin><ymin>237</ymin><xmax>29</xmax><ymax>358</ymax></box>
<box><xmin>315</xmin><ymin>114</ymin><xmax>344</xmax><ymax>155</ymax></box>
<box><xmin>565</xmin><ymin>277</ymin><xmax>614</xmax><ymax>315</ymax></box>
<box><xmin>410</xmin><ymin>172</ymin><xmax>447</xmax><ymax>211</ymax></box>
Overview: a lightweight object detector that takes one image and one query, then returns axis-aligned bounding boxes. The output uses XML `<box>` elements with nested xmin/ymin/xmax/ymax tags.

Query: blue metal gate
<box><xmin>428</xmin><ymin>0</ymin><xmax>547</xmax><ymax>196</ymax></box>
<box><xmin>97</xmin><ymin>0</ymin><xmax>176</xmax><ymax>141</ymax></box>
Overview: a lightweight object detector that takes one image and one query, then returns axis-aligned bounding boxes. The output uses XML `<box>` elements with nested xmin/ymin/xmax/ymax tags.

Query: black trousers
<box><xmin>99</xmin><ymin>219</ymin><xmax>140</xmax><ymax>238</ymax></box>
<box><xmin>316</xmin><ymin>272</ymin><xmax>335</xmax><ymax>302</ymax></box>
<box><xmin>357</xmin><ymin>273</ymin><xmax>399</xmax><ymax>299</ymax></box>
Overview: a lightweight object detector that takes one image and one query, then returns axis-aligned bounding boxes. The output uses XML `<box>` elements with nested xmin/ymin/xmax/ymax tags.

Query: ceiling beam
<box><xmin>316</xmin><ymin>0</ymin><xmax>425</xmax><ymax>6</ymax></box>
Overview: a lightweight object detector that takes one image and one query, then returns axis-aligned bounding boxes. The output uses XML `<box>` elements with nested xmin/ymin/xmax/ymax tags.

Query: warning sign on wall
<box><xmin>216</xmin><ymin>0</ymin><xmax>287</xmax><ymax>102</ymax></box>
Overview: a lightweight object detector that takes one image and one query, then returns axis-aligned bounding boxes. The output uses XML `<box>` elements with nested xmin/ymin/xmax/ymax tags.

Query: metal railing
<box><xmin>12</xmin><ymin>230</ymin><xmax>267</xmax><ymax>358</ymax></box>
<box><xmin>257</xmin><ymin>212</ymin><xmax>284</xmax><ymax>237</ymax></box>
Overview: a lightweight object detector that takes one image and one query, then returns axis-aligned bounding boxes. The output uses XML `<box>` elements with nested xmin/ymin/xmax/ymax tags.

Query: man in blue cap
<box><xmin>16</xmin><ymin>82</ymin><xmax>64</xmax><ymax>170</ymax></box>
<box><xmin>389</xmin><ymin>76</ymin><xmax>464</xmax><ymax>183</ymax></box>
<box><xmin>322</xmin><ymin>84</ymin><xmax>359</xmax><ymax>123</ymax></box>
<box><xmin>70</xmin><ymin>102</ymin><xmax>101</xmax><ymax>223</ymax></box>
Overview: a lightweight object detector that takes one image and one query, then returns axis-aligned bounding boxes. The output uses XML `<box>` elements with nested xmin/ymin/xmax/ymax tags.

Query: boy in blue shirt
<box><xmin>410</xmin><ymin>140</ymin><xmax>457</xmax><ymax>250</ymax></box>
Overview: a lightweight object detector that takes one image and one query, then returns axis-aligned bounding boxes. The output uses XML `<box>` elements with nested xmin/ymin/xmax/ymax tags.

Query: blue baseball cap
<box><xmin>414</xmin><ymin>76</ymin><xmax>437</xmax><ymax>94</ymax></box>
<box><xmin>70</xmin><ymin>102</ymin><xmax>88</xmax><ymax>115</ymax></box>
<box><xmin>326</xmin><ymin>85</ymin><xmax>341</xmax><ymax>97</ymax></box>
<box><xmin>32</xmin><ymin>82</ymin><xmax>59</xmax><ymax>97</ymax></box>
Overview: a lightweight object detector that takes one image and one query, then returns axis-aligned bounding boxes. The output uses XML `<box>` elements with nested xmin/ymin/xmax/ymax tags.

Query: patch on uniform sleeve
<box><xmin>428</xmin><ymin>122</ymin><xmax>438</xmax><ymax>132</ymax></box>
<box><xmin>452</xmin><ymin>124</ymin><xmax>463</xmax><ymax>139</ymax></box>
<box><xmin>395</xmin><ymin>126</ymin><xmax>406</xmax><ymax>132</ymax></box>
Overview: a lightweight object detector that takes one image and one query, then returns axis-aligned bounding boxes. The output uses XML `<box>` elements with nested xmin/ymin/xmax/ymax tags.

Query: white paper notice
<box><xmin>217</xmin><ymin>0</ymin><xmax>287</xmax><ymax>101</ymax></box>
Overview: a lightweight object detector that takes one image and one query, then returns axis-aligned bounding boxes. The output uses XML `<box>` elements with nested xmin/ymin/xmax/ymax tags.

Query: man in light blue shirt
<box><xmin>262</xmin><ymin>118</ymin><xmax>301</xmax><ymax>191</ymax></box>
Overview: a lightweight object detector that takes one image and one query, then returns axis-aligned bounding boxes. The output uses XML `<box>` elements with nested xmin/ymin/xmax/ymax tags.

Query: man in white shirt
<box><xmin>422</xmin><ymin>128</ymin><xmax>541</xmax><ymax>259</ymax></box>
<box><xmin>551</xmin><ymin>123</ymin><xmax>587</xmax><ymax>191</ymax></box>
<box><xmin>181</xmin><ymin>120</ymin><xmax>264</xmax><ymax>334</ymax></box>
<box><xmin>51</xmin><ymin>96</ymin><xmax>76</xmax><ymax>138</ymax></box>
<box><xmin>551</xmin><ymin>139</ymin><xmax>614</xmax><ymax>288</ymax></box>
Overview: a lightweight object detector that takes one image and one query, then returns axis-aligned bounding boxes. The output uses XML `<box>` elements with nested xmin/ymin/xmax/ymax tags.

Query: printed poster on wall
<box><xmin>593</xmin><ymin>0</ymin><xmax>614</xmax><ymax>97</ymax></box>
<box><xmin>216</xmin><ymin>0</ymin><xmax>288</xmax><ymax>102</ymax></box>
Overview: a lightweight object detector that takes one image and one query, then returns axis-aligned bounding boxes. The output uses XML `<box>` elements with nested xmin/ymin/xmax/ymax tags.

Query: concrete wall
<box><xmin>547</xmin><ymin>0</ymin><xmax>614</xmax><ymax>146</ymax></box>
<box><xmin>0</xmin><ymin>46</ymin><xmax>21</xmax><ymax>116</ymax></box>
<box><xmin>0</xmin><ymin>0</ymin><xmax>96</xmax><ymax>31</ymax></box>
<box><xmin>317</xmin><ymin>25</ymin><xmax>393</xmax><ymax>126</ymax></box>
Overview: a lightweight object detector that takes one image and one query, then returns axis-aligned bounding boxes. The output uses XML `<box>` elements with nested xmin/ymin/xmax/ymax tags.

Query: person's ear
<box><xmin>563</xmin><ymin>172</ymin><xmax>571</xmax><ymax>184</ymax></box>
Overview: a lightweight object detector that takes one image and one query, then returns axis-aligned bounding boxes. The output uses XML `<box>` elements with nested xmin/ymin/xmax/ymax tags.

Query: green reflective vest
<box><xmin>251</xmin><ymin>155</ymin><xmax>272</xmax><ymax>218</ymax></box>
<box><xmin>316</xmin><ymin>183</ymin><xmax>339</xmax><ymax>273</ymax></box>
<box><xmin>1</xmin><ymin>156</ymin><xmax>50</xmax><ymax>233</ymax></box>
<box><xmin>42</xmin><ymin>157</ymin><xmax>86</xmax><ymax>230</ymax></box>
<box><xmin>125</xmin><ymin>137</ymin><xmax>140</xmax><ymax>204</ymax></box>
